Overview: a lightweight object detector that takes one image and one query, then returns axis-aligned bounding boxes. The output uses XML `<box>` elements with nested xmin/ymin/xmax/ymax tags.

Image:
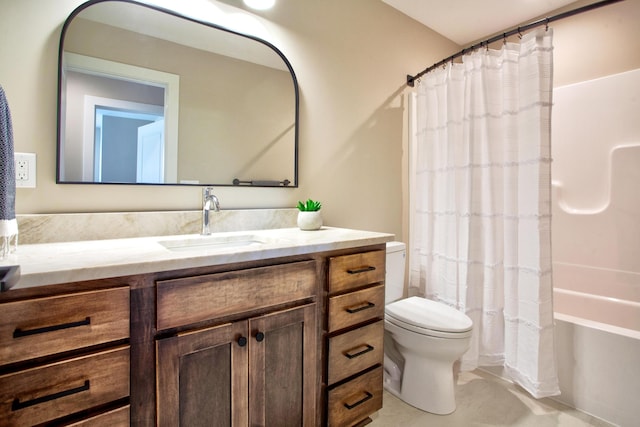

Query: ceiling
<box><xmin>381</xmin><ymin>0</ymin><xmax>578</xmax><ymax>45</ymax></box>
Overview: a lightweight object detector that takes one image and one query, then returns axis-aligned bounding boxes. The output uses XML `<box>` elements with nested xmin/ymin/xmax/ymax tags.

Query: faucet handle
<box><xmin>203</xmin><ymin>186</ymin><xmax>214</xmax><ymax>198</ymax></box>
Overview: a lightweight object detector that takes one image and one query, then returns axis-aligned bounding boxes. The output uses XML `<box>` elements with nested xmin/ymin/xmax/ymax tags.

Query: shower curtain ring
<box><xmin>518</xmin><ymin>27</ymin><xmax>523</xmax><ymax>39</ymax></box>
<box><xmin>545</xmin><ymin>18</ymin><xmax>550</xmax><ymax>31</ymax></box>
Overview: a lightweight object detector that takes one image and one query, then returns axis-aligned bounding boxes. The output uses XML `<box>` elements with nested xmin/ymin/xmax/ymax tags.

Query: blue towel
<box><xmin>0</xmin><ymin>84</ymin><xmax>17</xmax><ymax>258</ymax></box>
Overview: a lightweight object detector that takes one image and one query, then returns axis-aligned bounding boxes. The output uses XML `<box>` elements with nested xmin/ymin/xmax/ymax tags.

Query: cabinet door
<box><xmin>249</xmin><ymin>303</ymin><xmax>317</xmax><ymax>427</ymax></box>
<box><xmin>156</xmin><ymin>322</ymin><xmax>249</xmax><ymax>427</ymax></box>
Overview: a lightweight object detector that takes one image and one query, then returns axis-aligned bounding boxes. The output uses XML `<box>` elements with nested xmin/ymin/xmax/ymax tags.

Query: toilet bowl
<box><xmin>383</xmin><ymin>242</ymin><xmax>473</xmax><ymax>415</ymax></box>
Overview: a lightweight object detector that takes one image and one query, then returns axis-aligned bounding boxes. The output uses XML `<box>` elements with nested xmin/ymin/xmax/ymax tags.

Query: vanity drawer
<box><xmin>328</xmin><ymin>250</ymin><xmax>385</xmax><ymax>294</ymax></box>
<box><xmin>328</xmin><ymin>320</ymin><xmax>383</xmax><ymax>385</ymax></box>
<box><xmin>0</xmin><ymin>287</ymin><xmax>130</xmax><ymax>366</ymax></box>
<box><xmin>328</xmin><ymin>284</ymin><xmax>384</xmax><ymax>332</ymax></box>
<box><xmin>0</xmin><ymin>345</ymin><xmax>130</xmax><ymax>427</ymax></box>
<box><xmin>66</xmin><ymin>405</ymin><xmax>130</xmax><ymax>426</ymax></box>
<box><xmin>327</xmin><ymin>366</ymin><xmax>383</xmax><ymax>427</ymax></box>
<box><xmin>157</xmin><ymin>260</ymin><xmax>316</xmax><ymax>330</ymax></box>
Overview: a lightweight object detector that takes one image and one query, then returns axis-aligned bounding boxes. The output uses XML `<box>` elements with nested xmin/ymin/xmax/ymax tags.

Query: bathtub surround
<box><xmin>16</xmin><ymin>208</ymin><xmax>298</xmax><ymax>244</ymax></box>
<box><xmin>553</xmin><ymin>263</ymin><xmax>640</xmax><ymax>339</ymax></box>
<box><xmin>550</xmin><ymin>68</ymin><xmax>640</xmax><ymax>427</ymax></box>
<box><xmin>408</xmin><ymin>29</ymin><xmax>559</xmax><ymax>398</ymax></box>
<box><xmin>0</xmin><ymin>85</ymin><xmax>17</xmax><ymax>259</ymax></box>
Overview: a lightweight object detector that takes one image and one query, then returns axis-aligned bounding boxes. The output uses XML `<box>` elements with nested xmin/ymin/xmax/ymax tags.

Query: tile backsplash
<box><xmin>17</xmin><ymin>209</ymin><xmax>298</xmax><ymax>244</ymax></box>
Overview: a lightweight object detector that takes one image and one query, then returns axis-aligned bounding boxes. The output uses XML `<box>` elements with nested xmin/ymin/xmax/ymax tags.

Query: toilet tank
<box><xmin>385</xmin><ymin>241</ymin><xmax>406</xmax><ymax>304</ymax></box>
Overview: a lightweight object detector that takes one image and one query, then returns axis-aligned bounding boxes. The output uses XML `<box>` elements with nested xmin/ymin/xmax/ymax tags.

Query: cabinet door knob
<box><xmin>237</xmin><ymin>336</ymin><xmax>247</xmax><ymax>347</ymax></box>
<box><xmin>255</xmin><ymin>331</ymin><xmax>265</xmax><ymax>342</ymax></box>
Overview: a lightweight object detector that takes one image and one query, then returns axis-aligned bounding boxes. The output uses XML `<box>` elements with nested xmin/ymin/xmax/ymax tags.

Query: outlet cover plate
<box><xmin>15</xmin><ymin>152</ymin><xmax>36</xmax><ymax>188</ymax></box>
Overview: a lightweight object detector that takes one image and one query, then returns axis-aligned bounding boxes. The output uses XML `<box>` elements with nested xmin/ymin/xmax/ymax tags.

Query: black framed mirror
<box><xmin>57</xmin><ymin>0</ymin><xmax>298</xmax><ymax>187</ymax></box>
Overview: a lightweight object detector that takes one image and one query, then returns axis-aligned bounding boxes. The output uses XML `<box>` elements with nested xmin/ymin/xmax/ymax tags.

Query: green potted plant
<box><xmin>296</xmin><ymin>199</ymin><xmax>323</xmax><ymax>230</ymax></box>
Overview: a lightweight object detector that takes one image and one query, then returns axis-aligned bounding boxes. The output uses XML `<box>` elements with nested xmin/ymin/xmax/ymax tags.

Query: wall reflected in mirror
<box><xmin>58</xmin><ymin>0</ymin><xmax>298</xmax><ymax>186</ymax></box>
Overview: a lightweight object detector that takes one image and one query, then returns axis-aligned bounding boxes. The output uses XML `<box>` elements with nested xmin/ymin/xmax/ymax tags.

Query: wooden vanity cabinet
<box><xmin>324</xmin><ymin>249</ymin><xmax>386</xmax><ymax>427</ymax></box>
<box><xmin>0</xmin><ymin>284</ymin><xmax>131</xmax><ymax>426</ymax></box>
<box><xmin>155</xmin><ymin>260</ymin><xmax>318</xmax><ymax>427</ymax></box>
<box><xmin>0</xmin><ymin>239</ymin><xmax>389</xmax><ymax>427</ymax></box>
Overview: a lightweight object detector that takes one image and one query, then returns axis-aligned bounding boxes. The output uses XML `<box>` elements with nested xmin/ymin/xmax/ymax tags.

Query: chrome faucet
<box><xmin>201</xmin><ymin>187</ymin><xmax>220</xmax><ymax>235</ymax></box>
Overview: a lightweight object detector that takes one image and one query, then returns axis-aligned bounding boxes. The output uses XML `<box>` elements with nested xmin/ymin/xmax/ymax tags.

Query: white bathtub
<box><xmin>553</xmin><ymin>262</ymin><xmax>640</xmax><ymax>340</ymax></box>
<box><xmin>552</xmin><ymin>263</ymin><xmax>640</xmax><ymax>427</ymax></box>
<box><xmin>550</xmin><ymin>69</ymin><xmax>640</xmax><ymax>427</ymax></box>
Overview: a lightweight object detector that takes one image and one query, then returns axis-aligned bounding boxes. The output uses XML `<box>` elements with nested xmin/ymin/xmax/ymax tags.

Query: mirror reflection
<box><xmin>58</xmin><ymin>0</ymin><xmax>298</xmax><ymax>186</ymax></box>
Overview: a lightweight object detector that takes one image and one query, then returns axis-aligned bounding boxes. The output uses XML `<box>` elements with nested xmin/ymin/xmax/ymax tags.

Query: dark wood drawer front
<box><xmin>327</xmin><ymin>366</ymin><xmax>383</xmax><ymax>427</ymax></box>
<box><xmin>328</xmin><ymin>251</ymin><xmax>385</xmax><ymax>294</ymax></box>
<box><xmin>328</xmin><ymin>320</ymin><xmax>383</xmax><ymax>385</ymax></box>
<box><xmin>66</xmin><ymin>405</ymin><xmax>130</xmax><ymax>426</ymax></box>
<box><xmin>157</xmin><ymin>260</ymin><xmax>317</xmax><ymax>330</ymax></box>
<box><xmin>328</xmin><ymin>284</ymin><xmax>384</xmax><ymax>333</ymax></box>
<box><xmin>0</xmin><ymin>346</ymin><xmax>130</xmax><ymax>427</ymax></box>
<box><xmin>0</xmin><ymin>287</ymin><xmax>130</xmax><ymax>366</ymax></box>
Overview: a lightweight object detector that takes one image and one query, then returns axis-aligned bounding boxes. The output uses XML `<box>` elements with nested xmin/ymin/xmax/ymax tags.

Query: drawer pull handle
<box><xmin>346</xmin><ymin>266</ymin><xmax>376</xmax><ymax>274</ymax></box>
<box><xmin>238</xmin><ymin>336</ymin><xmax>248</xmax><ymax>347</ymax></box>
<box><xmin>344</xmin><ymin>344</ymin><xmax>374</xmax><ymax>359</ymax></box>
<box><xmin>255</xmin><ymin>331</ymin><xmax>265</xmax><ymax>342</ymax></box>
<box><xmin>343</xmin><ymin>391</ymin><xmax>373</xmax><ymax>410</ymax></box>
<box><xmin>11</xmin><ymin>380</ymin><xmax>90</xmax><ymax>411</ymax></box>
<box><xmin>346</xmin><ymin>301</ymin><xmax>375</xmax><ymax>314</ymax></box>
<box><xmin>13</xmin><ymin>317</ymin><xmax>91</xmax><ymax>338</ymax></box>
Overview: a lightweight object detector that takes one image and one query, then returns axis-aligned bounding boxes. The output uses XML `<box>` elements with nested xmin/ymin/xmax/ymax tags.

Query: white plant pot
<box><xmin>297</xmin><ymin>211</ymin><xmax>322</xmax><ymax>231</ymax></box>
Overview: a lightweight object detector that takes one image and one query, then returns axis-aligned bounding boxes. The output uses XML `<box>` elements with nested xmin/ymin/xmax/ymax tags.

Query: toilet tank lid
<box><xmin>386</xmin><ymin>296</ymin><xmax>473</xmax><ymax>333</ymax></box>
<box><xmin>386</xmin><ymin>241</ymin><xmax>405</xmax><ymax>253</ymax></box>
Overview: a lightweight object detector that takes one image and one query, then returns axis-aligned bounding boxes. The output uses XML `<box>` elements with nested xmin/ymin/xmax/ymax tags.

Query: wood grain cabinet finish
<box><xmin>156</xmin><ymin>303</ymin><xmax>317</xmax><ymax>427</ymax></box>
<box><xmin>0</xmin><ymin>287</ymin><xmax>130</xmax><ymax>366</ymax></box>
<box><xmin>328</xmin><ymin>251</ymin><xmax>385</xmax><ymax>294</ymax></box>
<box><xmin>0</xmin><ymin>285</ymin><xmax>131</xmax><ymax>427</ymax></box>
<box><xmin>0</xmin><ymin>242</ymin><xmax>388</xmax><ymax>427</ymax></box>
<box><xmin>328</xmin><ymin>284</ymin><xmax>384</xmax><ymax>333</ymax></box>
<box><xmin>249</xmin><ymin>303</ymin><xmax>317</xmax><ymax>427</ymax></box>
<box><xmin>157</xmin><ymin>321</ymin><xmax>249</xmax><ymax>427</ymax></box>
<box><xmin>0</xmin><ymin>346</ymin><xmax>130</xmax><ymax>427</ymax></box>
<box><xmin>327</xmin><ymin>367</ymin><xmax>383</xmax><ymax>427</ymax></box>
<box><xmin>325</xmin><ymin>250</ymin><xmax>385</xmax><ymax>426</ymax></box>
<box><xmin>65</xmin><ymin>405</ymin><xmax>130</xmax><ymax>426</ymax></box>
<box><xmin>156</xmin><ymin>261</ymin><xmax>316</xmax><ymax>330</ymax></box>
<box><xmin>327</xmin><ymin>320</ymin><xmax>383</xmax><ymax>385</ymax></box>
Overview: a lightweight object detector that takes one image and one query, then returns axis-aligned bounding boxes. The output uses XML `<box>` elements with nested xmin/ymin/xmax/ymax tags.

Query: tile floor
<box><xmin>369</xmin><ymin>370</ymin><xmax>613</xmax><ymax>427</ymax></box>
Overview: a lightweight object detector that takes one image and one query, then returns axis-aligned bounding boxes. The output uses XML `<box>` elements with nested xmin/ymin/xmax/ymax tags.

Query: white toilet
<box><xmin>384</xmin><ymin>241</ymin><xmax>473</xmax><ymax>415</ymax></box>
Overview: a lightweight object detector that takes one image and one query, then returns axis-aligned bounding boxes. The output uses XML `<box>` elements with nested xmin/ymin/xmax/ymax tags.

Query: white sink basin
<box><xmin>158</xmin><ymin>234</ymin><xmax>277</xmax><ymax>252</ymax></box>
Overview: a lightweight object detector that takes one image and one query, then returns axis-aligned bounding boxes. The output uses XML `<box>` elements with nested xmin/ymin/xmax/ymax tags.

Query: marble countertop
<box><xmin>0</xmin><ymin>227</ymin><xmax>394</xmax><ymax>289</ymax></box>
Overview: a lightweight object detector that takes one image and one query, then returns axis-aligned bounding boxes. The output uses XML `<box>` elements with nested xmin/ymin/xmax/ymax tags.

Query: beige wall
<box><xmin>0</xmin><ymin>0</ymin><xmax>457</xmax><ymax>242</ymax></box>
<box><xmin>1</xmin><ymin>0</ymin><xmax>638</xmax><ymax>243</ymax></box>
<box><xmin>550</xmin><ymin>0</ymin><xmax>640</xmax><ymax>87</ymax></box>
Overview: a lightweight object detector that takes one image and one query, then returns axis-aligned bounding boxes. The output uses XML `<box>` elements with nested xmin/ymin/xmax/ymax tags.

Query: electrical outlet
<box><xmin>14</xmin><ymin>152</ymin><xmax>36</xmax><ymax>188</ymax></box>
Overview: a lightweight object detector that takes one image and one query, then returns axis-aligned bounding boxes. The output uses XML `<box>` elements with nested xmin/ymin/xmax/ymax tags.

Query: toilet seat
<box><xmin>385</xmin><ymin>296</ymin><xmax>473</xmax><ymax>339</ymax></box>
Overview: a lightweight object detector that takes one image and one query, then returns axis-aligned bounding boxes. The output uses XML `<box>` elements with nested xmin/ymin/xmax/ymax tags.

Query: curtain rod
<box><xmin>406</xmin><ymin>0</ymin><xmax>625</xmax><ymax>87</ymax></box>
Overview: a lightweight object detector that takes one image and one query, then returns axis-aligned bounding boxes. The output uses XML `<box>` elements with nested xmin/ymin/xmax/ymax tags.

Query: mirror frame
<box><xmin>56</xmin><ymin>0</ymin><xmax>299</xmax><ymax>187</ymax></box>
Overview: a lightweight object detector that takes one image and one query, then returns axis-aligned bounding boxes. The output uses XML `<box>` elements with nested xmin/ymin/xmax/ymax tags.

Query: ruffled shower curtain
<box><xmin>408</xmin><ymin>28</ymin><xmax>560</xmax><ymax>398</ymax></box>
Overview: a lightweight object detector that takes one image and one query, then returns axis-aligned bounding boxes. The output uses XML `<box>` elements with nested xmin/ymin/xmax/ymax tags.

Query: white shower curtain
<box><xmin>409</xmin><ymin>28</ymin><xmax>560</xmax><ymax>398</ymax></box>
